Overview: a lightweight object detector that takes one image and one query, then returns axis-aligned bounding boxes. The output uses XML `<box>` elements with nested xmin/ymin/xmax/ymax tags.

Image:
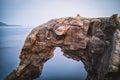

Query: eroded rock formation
<box><xmin>5</xmin><ymin>14</ymin><xmax>120</xmax><ymax>80</ymax></box>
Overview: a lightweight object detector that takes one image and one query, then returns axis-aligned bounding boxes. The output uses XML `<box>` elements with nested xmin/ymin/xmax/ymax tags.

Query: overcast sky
<box><xmin>0</xmin><ymin>0</ymin><xmax>120</xmax><ymax>26</ymax></box>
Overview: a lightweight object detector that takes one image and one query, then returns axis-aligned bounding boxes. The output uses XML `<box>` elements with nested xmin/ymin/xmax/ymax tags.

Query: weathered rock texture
<box><xmin>5</xmin><ymin>14</ymin><xmax>120</xmax><ymax>80</ymax></box>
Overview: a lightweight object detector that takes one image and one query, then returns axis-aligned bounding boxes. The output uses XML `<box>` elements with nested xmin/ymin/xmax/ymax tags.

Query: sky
<box><xmin>0</xmin><ymin>0</ymin><xmax>120</xmax><ymax>26</ymax></box>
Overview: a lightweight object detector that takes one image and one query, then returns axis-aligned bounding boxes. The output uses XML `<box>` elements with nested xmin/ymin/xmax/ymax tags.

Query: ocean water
<box><xmin>0</xmin><ymin>26</ymin><xmax>87</xmax><ymax>80</ymax></box>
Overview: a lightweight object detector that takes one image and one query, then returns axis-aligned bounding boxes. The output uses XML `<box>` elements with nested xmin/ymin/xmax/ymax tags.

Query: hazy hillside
<box><xmin>0</xmin><ymin>22</ymin><xmax>21</xmax><ymax>26</ymax></box>
<box><xmin>0</xmin><ymin>22</ymin><xmax>8</xmax><ymax>26</ymax></box>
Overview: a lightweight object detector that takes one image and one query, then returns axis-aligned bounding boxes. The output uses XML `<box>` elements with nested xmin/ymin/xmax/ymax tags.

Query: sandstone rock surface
<box><xmin>5</xmin><ymin>14</ymin><xmax>120</xmax><ymax>80</ymax></box>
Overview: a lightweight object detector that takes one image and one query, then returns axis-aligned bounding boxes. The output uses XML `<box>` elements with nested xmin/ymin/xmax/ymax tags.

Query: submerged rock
<box><xmin>5</xmin><ymin>14</ymin><xmax>120</xmax><ymax>80</ymax></box>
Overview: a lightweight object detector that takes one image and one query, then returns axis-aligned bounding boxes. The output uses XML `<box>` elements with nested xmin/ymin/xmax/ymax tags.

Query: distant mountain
<box><xmin>0</xmin><ymin>22</ymin><xmax>8</xmax><ymax>26</ymax></box>
<box><xmin>0</xmin><ymin>22</ymin><xmax>21</xmax><ymax>26</ymax></box>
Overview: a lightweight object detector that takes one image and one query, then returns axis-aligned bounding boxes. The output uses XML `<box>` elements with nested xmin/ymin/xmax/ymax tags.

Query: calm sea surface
<box><xmin>0</xmin><ymin>26</ymin><xmax>87</xmax><ymax>80</ymax></box>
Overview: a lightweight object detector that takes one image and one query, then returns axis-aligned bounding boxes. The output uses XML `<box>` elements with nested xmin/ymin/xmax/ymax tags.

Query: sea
<box><xmin>0</xmin><ymin>26</ymin><xmax>87</xmax><ymax>80</ymax></box>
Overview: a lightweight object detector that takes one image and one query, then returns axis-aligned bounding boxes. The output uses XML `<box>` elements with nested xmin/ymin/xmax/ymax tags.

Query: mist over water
<box><xmin>0</xmin><ymin>26</ymin><xmax>87</xmax><ymax>80</ymax></box>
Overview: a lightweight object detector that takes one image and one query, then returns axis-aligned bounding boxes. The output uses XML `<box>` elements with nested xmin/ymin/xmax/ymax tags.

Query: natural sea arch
<box><xmin>5</xmin><ymin>14</ymin><xmax>120</xmax><ymax>80</ymax></box>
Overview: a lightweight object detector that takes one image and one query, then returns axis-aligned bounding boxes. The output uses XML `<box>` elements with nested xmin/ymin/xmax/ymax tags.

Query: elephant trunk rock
<box><xmin>5</xmin><ymin>14</ymin><xmax>120</xmax><ymax>80</ymax></box>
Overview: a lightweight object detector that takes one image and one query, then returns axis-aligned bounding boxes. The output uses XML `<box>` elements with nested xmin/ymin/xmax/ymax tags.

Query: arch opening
<box><xmin>39</xmin><ymin>47</ymin><xmax>87</xmax><ymax>80</ymax></box>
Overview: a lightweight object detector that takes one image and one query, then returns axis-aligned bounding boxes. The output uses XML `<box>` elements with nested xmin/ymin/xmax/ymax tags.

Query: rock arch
<box><xmin>5</xmin><ymin>14</ymin><xmax>120</xmax><ymax>80</ymax></box>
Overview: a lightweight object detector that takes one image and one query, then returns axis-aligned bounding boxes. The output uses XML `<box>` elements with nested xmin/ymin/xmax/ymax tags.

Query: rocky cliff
<box><xmin>5</xmin><ymin>14</ymin><xmax>120</xmax><ymax>80</ymax></box>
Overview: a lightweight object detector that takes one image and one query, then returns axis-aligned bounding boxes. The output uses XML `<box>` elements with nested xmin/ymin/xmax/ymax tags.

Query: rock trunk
<box><xmin>5</xmin><ymin>14</ymin><xmax>120</xmax><ymax>80</ymax></box>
